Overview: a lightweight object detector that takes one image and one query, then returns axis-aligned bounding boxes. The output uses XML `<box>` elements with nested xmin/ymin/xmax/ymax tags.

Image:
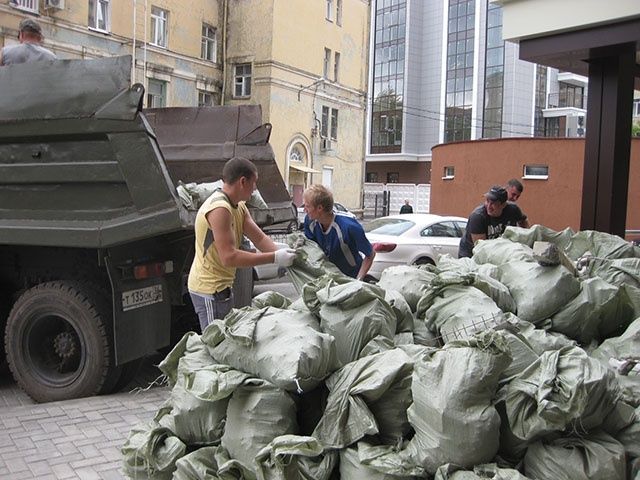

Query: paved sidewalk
<box><xmin>0</xmin><ymin>386</ymin><xmax>169</xmax><ymax>479</ymax></box>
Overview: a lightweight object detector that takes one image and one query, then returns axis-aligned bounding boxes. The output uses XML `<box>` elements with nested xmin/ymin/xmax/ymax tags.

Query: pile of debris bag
<box><xmin>122</xmin><ymin>225</ymin><xmax>640</xmax><ymax>480</ymax></box>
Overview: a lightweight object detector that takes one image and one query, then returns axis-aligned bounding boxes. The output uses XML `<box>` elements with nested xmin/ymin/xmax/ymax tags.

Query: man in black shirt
<box><xmin>458</xmin><ymin>185</ymin><xmax>528</xmax><ymax>258</ymax></box>
<box><xmin>399</xmin><ymin>199</ymin><xmax>413</xmax><ymax>214</ymax></box>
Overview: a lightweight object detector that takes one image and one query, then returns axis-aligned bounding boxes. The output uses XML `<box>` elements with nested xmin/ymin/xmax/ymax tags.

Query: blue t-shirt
<box><xmin>304</xmin><ymin>213</ymin><xmax>373</xmax><ymax>278</ymax></box>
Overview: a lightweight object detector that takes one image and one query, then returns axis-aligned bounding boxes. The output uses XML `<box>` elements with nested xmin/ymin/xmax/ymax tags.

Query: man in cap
<box><xmin>458</xmin><ymin>185</ymin><xmax>528</xmax><ymax>258</ymax></box>
<box><xmin>0</xmin><ymin>18</ymin><xmax>57</xmax><ymax>66</ymax></box>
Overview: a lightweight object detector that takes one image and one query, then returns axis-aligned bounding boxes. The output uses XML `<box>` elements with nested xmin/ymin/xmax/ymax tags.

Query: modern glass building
<box><xmin>365</xmin><ymin>0</ymin><xmax>587</xmax><ymax>185</ymax></box>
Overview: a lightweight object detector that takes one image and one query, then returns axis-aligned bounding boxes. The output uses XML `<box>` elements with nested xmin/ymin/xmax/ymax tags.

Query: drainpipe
<box><xmin>220</xmin><ymin>0</ymin><xmax>228</xmax><ymax>105</ymax></box>
<box><xmin>143</xmin><ymin>0</ymin><xmax>148</xmax><ymax>82</ymax></box>
<box><xmin>132</xmin><ymin>0</ymin><xmax>136</xmax><ymax>83</ymax></box>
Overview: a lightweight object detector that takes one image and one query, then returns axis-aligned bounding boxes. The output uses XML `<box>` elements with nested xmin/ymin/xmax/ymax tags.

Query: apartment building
<box><xmin>1</xmin><ymin>0</ymin><xmax>371</xmax><ymax>209</ymax></box>
<box><xmin>224</xmin><ymin>0</ymin><xmax>371</xmax><ymax>208</ymax></box>
<box><xmin>364</xmin><ymin>0</ymin><xmax>587</xmax><ymax>186</ymax></box>
<box><xmin>0</xmin><ymin>0</ymin><xmax>222</xmax><ymax>106</ymax></box>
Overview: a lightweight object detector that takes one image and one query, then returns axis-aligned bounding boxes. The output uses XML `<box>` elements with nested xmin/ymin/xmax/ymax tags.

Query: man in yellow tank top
<box><xmin>188</xmin><ymin>157</ymin><xmax>296</xmax><ymax>332</ymax></box>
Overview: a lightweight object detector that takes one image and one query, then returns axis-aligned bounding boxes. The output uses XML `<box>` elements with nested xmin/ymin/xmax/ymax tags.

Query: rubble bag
<box><xmin>549</xmin><ymin>276</ymin><xmax>625</xmax><ymax>344</ymax></box>
<box><xmin>565</xmin><ymin>229</ymin><xmax>640</xmax><ymax>261</ymax></box>
<box><xmin>155</xmin><ymin>364</ymin><xmax>250</xmax><ymax>446</ymax></box>
<box><xmin>312</xmin><ymin>348</ymin><xmax>414</xmax><ymax>448</ymax></box>
<box><xmin>203</xmin><ymin>306</ymin><xmax>338</xmax><ymax>393</ymax></box>
<box><xmin>589</xmin><ymin>257</ymin><xmax>640</xmax><ymax>289</ymax></box>
<box><xmin>472</xmin><ymin>238</ymin><xmax>536</xmax><ymax>265</ymax></box>
<box><xmin>400</xmin><ymin>331</ymin><xmax>512</xmax><ymax>474</ymax></box>
<box><xmin>251</xmin><ymin>291</ymin><xmax>292</xmax><ymax>309</ymax></box>
<box><xmin>523</xmin><ymin>430</ymin><xmax>626</xmax><ymax>480</ymax></box>
<box><xmin>416</xmin><ymin>279</ymin><xmax>505</xmax><ymax>344</ymax></box>
<box><xmin>311</xmin><ymin>279</ymin><xmax>397</xmax><ymax>366</ymax></box>
<box><xmin>501</xmin><ymin>224</ymin><xmax>575</xmax><ymax>250</ymax></box>
<box><xmin>221</xmin><ymin>378</ymin><xmax>298</xmax><ymax>474</ymax></box>
<box><xmin>173</xmin><ymin>445</ymin><xmax>253</xmax><ymax>480</ymax></box>
<box><xmin>434</xmin><ymin>462</ymin><xmax>532</xmax><ymax>480</ymax></box>
<box><xmin>614</xmin><ymin>405</ymin><xmax>640</xmax><ymax>468</ymax></box>
<box><xmin>377</xmin><ymin>265</ymin><xmax>437</xmax><ymax>312</ymax></box>
<box><xmin>339</xmin><ymin>443</ymin><xmax>422</xmax><ymax>480</ymax></box>
<box><xmin>158</xmin><ymin>332</ymin><xmax>215</xmax><ymax>387</ymax></box>
<box><xmin>122</xmin><ymin>421</ymin><xmax>186</xmax><ymax>480</ymax></box>
<box><xmin>591</xmin><ymin>317</ymin><xmax>640</xmax><ymax>407</ymax></box>
<box><xmin>504</xmin><ymin>346</ymin><xmax>621</xmax><ymax>441</ymax></box>
<box><xmin>286</xmin><ymin>233</ymin><xmax>345</xmax><ymax>295</ymax></box>
<box><xmin>254</xmin><ymin>435</ymin><xmax>338</xmax><ymax>480</ymax></box>
<box><xmin>497</xmin><ymin>261</ymin><xmax>581</xmax><ymax>324</ymax></box>
<box><xmin>385</xmin><ymin>289</ymin><xmax>415</xmax><ymax>333</ymax></box>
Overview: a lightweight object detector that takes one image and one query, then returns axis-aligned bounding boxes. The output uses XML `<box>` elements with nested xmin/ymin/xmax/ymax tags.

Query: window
<box><xmin>151</xmin><ymin>7</ymin><xmax>168</xmax><ymax>48</ymax></box>
<box><xmin>387</xmin><ymin>172</ymin><xmax>399</xmax><ymax>183</ymax></box>
<box><xmin>336</xmin><ymin>0</ymin><xmax>343</xmax><ymax>26</ymax></box>
<box><xmin>11</xmin><ymin>0</ymin><xmax>37</xmax><ymax>13</ymax></box>
<box><xmin>422</xmin><ymin>221</ymin><xmax>461</xmax><ymax>238</ymax></box>
<box><xmin>326</xmin><ymin>0</ymin><xmax>333</xmax><ymax>21</ymax></box>
<box><xmin>89</xmin><ymin>0</ymin><xmax>110</xmax><ymax>32</ymax></box>
<box><xmin>147</xmin><ymin>79</ymin><xmax>166</xmax><ymax>108</ymax></box>
<box><xmin>443</xmin><ymin>166</ymin><xmax>455</xmax><ymax>179</ymax></box>
<box><xmin>523</xmin><ymin>164</ymin><xmax>549</xmax><ymax>179</ymax></box>
<box><xmin>633</xmin><ymin>100</ymin><xmax>640</xmax><ymax>117</ymax></box>
<box><xmin>234</xmin><ymin>63</ymin><xmax>252</xmax><ymax>97</ymax></box>
<box><xmin>334</xmin><ymin>52</ymin><xmax>340</xmax><ymax>82</ymax></box>
<box><xmin>321</xmin><ymin>106</ymin><xmax>339</xmax><ymax>141</ymax></box>
<box><xmin>201</xmin><ymin>24</ymin><xmax>216</xmax><ymax>62</ymax></box>
<box><xmin>323</xmin><ymin>48</ymin><xmax>331</xmax><ymax>78</ymax></box>
<box><xmin>366</xmin><ymin>172</ymin><xmax>379</xmax><ymax>183</ymax></box>
<box><xmin>198</xmin><ymin>90</ymin><xmax>215</xmax><ymax>107</ymax></box>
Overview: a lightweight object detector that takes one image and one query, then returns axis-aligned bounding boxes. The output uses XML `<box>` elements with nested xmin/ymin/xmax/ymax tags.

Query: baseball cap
<box><xmin>484</xmin><ymin>185</ymin><xmax>508</xmax><ymax>203</ymax></box>
<box><xmin>19</xmin><ymin>18</ymin><xmax>42</xmax><ymax>35</ymax></box>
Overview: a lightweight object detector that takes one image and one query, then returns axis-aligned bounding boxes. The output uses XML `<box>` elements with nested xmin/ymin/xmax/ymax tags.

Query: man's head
<box><xmin>484</xmin><ymin>185</ymin><xmax>508</xmax><ymax>218</ymax></box>
<box><xmin>404</xmin><ymin>199</ymin><xmax>410</xmax><ymax>205</ymax></box>
<box><xmin>303</xmin><ymin>184</ymin><xmax>334</xmax><ymax>221</ymax></box>
<box><xmin>222</xmin><ymin>157</ymin><xmax>258</xmax><ymax>200</ymax></box>
<box><xmin>18</xmin><ymin>18</ymin><xmax>44</xmax><ymax>44</ymax></box>
<box><xmin>506</xmin><ymin>178</ymin><xmax>524</xmax><ymax>202</ymax></box>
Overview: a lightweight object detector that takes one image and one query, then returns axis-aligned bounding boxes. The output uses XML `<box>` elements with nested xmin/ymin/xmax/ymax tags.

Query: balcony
<box><xmin>547</xmin><ymin>92</ymin><xmax>586</xmax><ymax>109</ymax></box>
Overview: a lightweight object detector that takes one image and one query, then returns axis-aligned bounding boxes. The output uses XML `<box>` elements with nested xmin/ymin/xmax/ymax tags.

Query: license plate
<box><xmin>121</xmin><ymin>284</ymin><xmax>163</xmax><ymax>312</ymax></box>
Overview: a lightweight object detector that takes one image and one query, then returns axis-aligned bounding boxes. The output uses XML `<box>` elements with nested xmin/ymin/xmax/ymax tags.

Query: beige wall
<box><xmin>430</xmin><ymin>138</ymin><xmax>640</xmax><ymax>237</ymax></box>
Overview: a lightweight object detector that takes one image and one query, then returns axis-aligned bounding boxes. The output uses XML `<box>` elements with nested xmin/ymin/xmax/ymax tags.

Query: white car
<box><xmin>297</xmin><ymin>202</ymin><xmax>356</xmax><ymax>228</ymax></box>
<box><xmin>364</xmin><ymin>213</ymin><xmax>467</xmax><ymax>280</ymax></box>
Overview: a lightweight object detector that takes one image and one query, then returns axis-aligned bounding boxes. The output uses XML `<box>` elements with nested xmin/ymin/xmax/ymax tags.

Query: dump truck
<box><xmin>0</xmin><ymin>56</ymin><xmax>296</xmax><ymax>402</ymax></box>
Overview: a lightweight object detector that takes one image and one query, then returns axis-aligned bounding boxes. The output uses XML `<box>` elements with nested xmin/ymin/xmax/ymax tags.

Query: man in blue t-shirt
<box><xmin>302</xmin><ymin>185</ymin><xmax>375</xmax><ymax>280</ymax></box>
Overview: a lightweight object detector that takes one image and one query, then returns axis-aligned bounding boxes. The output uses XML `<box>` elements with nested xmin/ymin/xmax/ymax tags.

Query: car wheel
<box><xmin>413</xmin><ymin>257</ymin><xmax>435</xmax><ymax>266</ymax></box>
<box><xmin>5</xmin><ymin>281</ymin><xmax>111</xmax><ymax>402</ymax></box>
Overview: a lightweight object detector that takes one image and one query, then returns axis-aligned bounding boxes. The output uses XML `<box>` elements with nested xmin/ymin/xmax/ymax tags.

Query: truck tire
<box><xmin>4</xmin><ymin>281</ymin><xmax>111</xmax><ymax>403</ymax></box>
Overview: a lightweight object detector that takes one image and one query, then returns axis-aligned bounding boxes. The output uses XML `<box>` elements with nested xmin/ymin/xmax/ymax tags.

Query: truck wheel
<box><xmin>413</xmin><ymin>257</ymin><xmax>435</xmax><ymax>266</ymax></box>
<box><xmin>4</xmin><ymin>281</ymin><xmax>111</xmax><ymax>403</ymax></box>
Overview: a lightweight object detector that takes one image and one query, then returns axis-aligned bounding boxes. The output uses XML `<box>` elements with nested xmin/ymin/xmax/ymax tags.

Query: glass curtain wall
<box><xmin>370</xmin><ymin>0</ymin><xmax>406</xmax><ymax>154</ymax></box>
<box><xmin>533</xmin><ymin>65</ymin><xmax>547</xmax><ymax>136</ymax></box>
<box><xmin>444</xmin><ymin>0</ymin><xmax>475</xmax><ymax>142</ymax></box>
<box><xmin>482</xmin><ymin>2</ymin><xmax>504</xmax><ymax>138</ymax></box>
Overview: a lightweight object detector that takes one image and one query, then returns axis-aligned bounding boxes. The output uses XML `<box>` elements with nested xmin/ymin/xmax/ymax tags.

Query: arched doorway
<box><xmin>286</xmin><ymin>137</ymin><xmax>318</xmax><ymax>207</ymax></box>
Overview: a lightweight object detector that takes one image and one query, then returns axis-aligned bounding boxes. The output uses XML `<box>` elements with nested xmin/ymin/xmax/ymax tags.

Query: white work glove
<box><xmin>273</xmin><ymin>248</ymin><xmax>296</xmax><ymax>267</ymax></box>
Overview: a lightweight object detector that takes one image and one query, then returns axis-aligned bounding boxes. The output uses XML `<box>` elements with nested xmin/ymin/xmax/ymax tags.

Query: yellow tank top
<box><xmin>187</xmin><ymin>191</ymin><xmax>248</xmax><ymax>294</ymax></box>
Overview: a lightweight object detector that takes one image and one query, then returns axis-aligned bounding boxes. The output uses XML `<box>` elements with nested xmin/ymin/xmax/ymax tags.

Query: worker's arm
<box><xmin>206</xmin><ymin>208</ymin><xmax>275</xmax><ymax>268</ymax></box>
<box><xmin>471</xmin><ymin>233</ymin><xmax>487</xmax><ymax>245</ymax></box>
<box><xmin>518</xmin><ymin>218</ymin><xmax>530</xmax><ymax>228</ymax></box>
<box><xmin>242</xmin><ymin>210</ymin><xmax>279</xmax><ymax>253</ymax></box>
<box><xmin>356</xmin><ymin>252</ymin><xmax>375</xmax><ymax>281</ymax></box>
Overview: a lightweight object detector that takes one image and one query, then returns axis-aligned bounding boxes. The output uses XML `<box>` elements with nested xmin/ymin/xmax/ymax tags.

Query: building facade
<box><xmin>1</xmin><ymin>0</ymin><xmax>223</xmax><ymax>106</ymax></box>
<box><xmin>1</xmin><ymin>0</ymin><xmax>371</xmax><ymax>210</ymax></box>
<box><xmin>365</xmin><ymin>0</ymin><xmax>587</xmax><ymax>187</ymax></box>
<box><xmin>225</xmin><ymin>0</ymin><xmax>371</xmax><ymax>209</ymax></box>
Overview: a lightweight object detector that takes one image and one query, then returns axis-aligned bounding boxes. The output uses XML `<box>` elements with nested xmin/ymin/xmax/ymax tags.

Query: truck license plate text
<box><xmin>122</xmin><ymin>285</ymin><xmax>163</xmax><ymax>311</ymax></box>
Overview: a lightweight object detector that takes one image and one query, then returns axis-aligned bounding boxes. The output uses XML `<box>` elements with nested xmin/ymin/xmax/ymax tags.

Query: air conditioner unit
<box><xmin>320</xmin><ymin>138</ymin><xmax>332</xmax><ymax>151</ymax></box>
<box><xmin>45</xmin><ymin>0</ymin><xmax>64</xmax><ymax>9</ymax></box>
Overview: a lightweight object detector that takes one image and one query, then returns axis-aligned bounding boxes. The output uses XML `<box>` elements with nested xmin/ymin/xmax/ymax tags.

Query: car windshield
<box><xmin>364</xmin><ymin>218</ymin><xmax>415</xmax><ymax>236</ymax></box>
